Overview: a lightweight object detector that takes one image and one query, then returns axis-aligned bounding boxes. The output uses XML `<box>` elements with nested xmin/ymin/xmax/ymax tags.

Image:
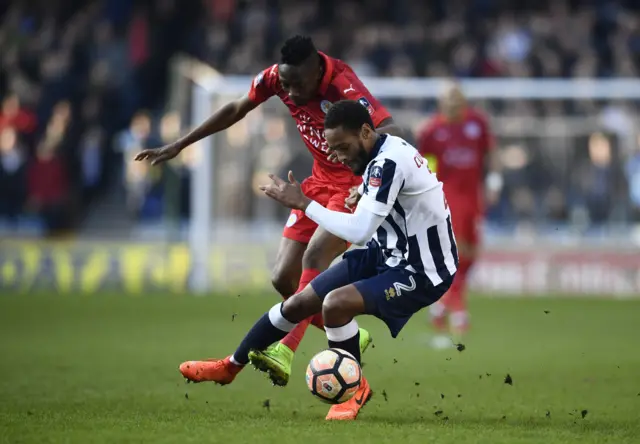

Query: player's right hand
<box><xmin>134</xmin><ymin>143</ymin><xmax>182</xmax><ymax>166</ymax></box>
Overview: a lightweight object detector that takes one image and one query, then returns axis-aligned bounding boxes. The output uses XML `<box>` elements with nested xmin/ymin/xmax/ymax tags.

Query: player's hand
<box><xmin>344</xmin><ymin>186</ymin><xmax>361</xmax><ymax>211</ymax></box>
<box><xmin>134</xmin><ymin>143</ymin><xmax>182</xmax><ymax>166</ymax></box>
<box><xmin>260</xmin><ymin>171</ymin><xmax>311</xmax><ymax>211</ymax></box>
<box><xmin>327</xmin><ymin>151</ymin><xmax>340</xmax><ymax>164</ymax></box>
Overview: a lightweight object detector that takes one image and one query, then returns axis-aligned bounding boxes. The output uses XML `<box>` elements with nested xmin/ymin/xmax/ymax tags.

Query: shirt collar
<box><xmin>318</xmin><ymin>52</ymin><xmax>334</xmax><ymax>96</ymax></box>
<box><xmin>369</xmin><ymin>133</ymin><xmax>387</xmax><ymax>160</ymax></box>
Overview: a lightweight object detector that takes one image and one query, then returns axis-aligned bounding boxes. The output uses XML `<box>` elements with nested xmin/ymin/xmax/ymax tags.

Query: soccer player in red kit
<box><xmin>416</xmin><ymin>82</ymin><xmax>501</xmax><ymax>348</ymax></box>
<box><xmin>135</xmin><ymin>36</ymin><xmax>400</xmax><ymax>382</ymax></box>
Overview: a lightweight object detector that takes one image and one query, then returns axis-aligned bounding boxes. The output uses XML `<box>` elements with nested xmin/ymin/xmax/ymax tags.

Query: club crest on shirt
<box><xmin>320</xmin><ymin>100</ymin><xmax>332</xmax><ymax>114</ymax></box>
<box><xmin>253</xmin><ymin>71</ymin><xmax>264</xmax><ymax>88</ymax></box>
<box><xmin>435</xmin><ymin>129</ymin><xmax>449</xmax><ymax>141</ymax></box>
<box><xmin>464</xmin><ymin>121</ymin><xmax>481</xmax><ymax>139</ymax></box>
<box><xmin>358</xmin><ymin>97</ymin><xmax>375</xmax><ymax>115</ymax></box>
<box><xmin>369</xmin><ymin>165</ymin><xmax>383</xmax><ymax>187</ymax></box>
<box><xmin>285</xmin><ymin>213</ymin><xmax>298</xmax><ymax>227</ymax></box>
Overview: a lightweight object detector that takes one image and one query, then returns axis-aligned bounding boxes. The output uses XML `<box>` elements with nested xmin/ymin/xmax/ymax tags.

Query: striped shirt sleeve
<box><xmin>305</xmin><ymin>200</ymin><xmax>385</xmax><ymax>246</ymax></box>
<box><xmin>358</xmin><ymin>158</ymin><xmax>404</xmax><ymax>217</ymax></box>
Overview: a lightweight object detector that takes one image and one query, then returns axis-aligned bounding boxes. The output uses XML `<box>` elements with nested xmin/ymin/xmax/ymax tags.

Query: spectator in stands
<box><xmin>118</xmin><ymin>111</ymin><xmax>153</xmax><ymax>156</ymax></box>
<box><xmin>0</xmin><ymin>94</ymin><xmax>37</xmax><ymax>136</ymax></box>
<box><xmin>159</xmin><ymin>112</ymin><xmax>192</xmax><ymax>219</ymax></box>
<box><xmin>119</xmin><ymin>111</ymin><xmax>162</xmax><ymax>219</ymax></box>
<box><xmin>92</xmin><ymin>21</ymin><xmax>129</xmax><ymax>90</ymax></box>
<box><xmin>625</xmin><ymin>135</ymin><xmax>640</xmax><ymax>222</ymax></box>
<box><xmin>92</xmin><ymin>20</ymin><xmax>137</xmax><ymax>119</ymax></box>
<box><xmin>47</xmin><ymin>100</ymin><xmax>84</xmax><ymax>187</ymax></box>
<box><xmin>79</xmin><ymin>126</ymin><xmax>104</xmax><ymax>204</ymax></box>
<box><xmin>491</xmin><ymin>14</ymin><xmax>532</xmax><ymax>65</ymax></box>
<box><xmin>3</xmin><ymin>0</ymin><xmax>640</xmax><ymax>235</ymax></box>
<box><xmin>543</xmin><ymin>186</ymin><xmax>569</xmax><ymax>223</ymax></box>
<box><xmin>577</xmin><ymin>133</ymin><xmax>615</xmax><ymax>225</ymax></box>
<box><xmin>37</xmin><ymin>51</ymin><xmax>74</xmax><ymax>126</ymax></box>
<box><xmin>44</xmin><ymin>102</ymin><xmax>76</xmax><ymax>157</ymax></box>
<box><xmin>0</xmin><ymin>127</ymin><xmax>27</xmax><ymax>221</ymax></box>
<box><xmin>51</xmin><ymin>100</ymin><xmax>72</xmax><ymax>128</ymax></box>
<box><xmin>26</xmin><ymin>140</ymin><xmax>70</xmax><ymax>234</ymax></box>
<box><xmin>118</xmin><ymin>111</ymin><xmax>156</xmax><ymax>192</ymax></box>
<box><xmin>159</xmin><ymin>112</ymin><xmax>180</xmax><ymax>146</ymax></box>
<box><xmin>124</xmin><ymin>155</ymin><xmax>163</xmax><ymax>220</ymax></box>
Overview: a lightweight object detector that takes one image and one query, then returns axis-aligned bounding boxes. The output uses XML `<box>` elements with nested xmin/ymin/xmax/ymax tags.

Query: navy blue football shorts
<box><xmin>310</xmin><ymin>242</ymin><xmax>454</xmax><ymax>338</ymax></box>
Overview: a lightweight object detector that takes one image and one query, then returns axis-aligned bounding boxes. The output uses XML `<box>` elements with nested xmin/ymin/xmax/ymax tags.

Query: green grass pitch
<box><xmin>0</xmin><ymin>293</ymin><xmax>639</xmax><ymax>443</ymax></box>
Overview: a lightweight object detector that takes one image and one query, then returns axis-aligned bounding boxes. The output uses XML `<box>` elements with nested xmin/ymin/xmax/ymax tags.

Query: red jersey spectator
<box><xmin>0</xmin><ymin>94</ymin><xmax>37</xmax><ymax>135</ymax></box>
<box><xmin>0</xmin><ymin>127</ymin><xmax>27</xmax><ymax>219</ymax></box>
<box><xmin>27</xmin><ymin>141</ymin><xmax>71</xmax><ymax>233</ymax></box>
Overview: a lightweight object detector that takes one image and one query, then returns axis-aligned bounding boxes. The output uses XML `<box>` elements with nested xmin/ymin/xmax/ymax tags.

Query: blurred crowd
<box><xmin>0</xmin><ymin>0</ymin><xmax>198</xmax><ymax>234</ymax></box>
<box><xmin>195</xmin><ymin>0</ymin><xmax>640</xmax><ymax>80</ymax></box>
<box><xmin>1</xmin><ymin>0</ymin><xmax>640</xmax><ymax>237</ymax></box>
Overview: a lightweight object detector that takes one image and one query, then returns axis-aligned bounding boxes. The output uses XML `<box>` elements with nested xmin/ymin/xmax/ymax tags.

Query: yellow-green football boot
<box><xmin>249</xmin><ymin>328</ymin><xmax>373</xmax><ymax>387</ymax></box>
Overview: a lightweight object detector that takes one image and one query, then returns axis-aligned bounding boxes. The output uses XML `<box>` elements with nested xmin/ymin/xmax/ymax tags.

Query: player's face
<box><xmin>278</xmin><ymin>61</ymin><xmax>321</xmax><ymax>106</ymax></box>
<box><xmin>325</xmin><ymin>124</ymin><xmax>375</xmax><ymax>176</ymax></box>
<box><xmin>439</xmin><ymin>85</ymin><xmax>466</xmax><ymax>121</ymax></box>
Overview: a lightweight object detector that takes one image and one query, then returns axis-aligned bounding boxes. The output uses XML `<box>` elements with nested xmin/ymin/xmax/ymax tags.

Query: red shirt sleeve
<box><xmin>416</xmin><ymin>118</ymin><xmax>438</xmax><ymax>156</ymax></box>
<box><xmin>247</xmin><ymin>65</ymin><xmax>279</xmax><ymax>105</ymax></box>
<box><xmin>16</xmin><ymin>110</ymin><xmax>37</xmax><ymax>134</ymax></box>
<box><xmin>474</xmin><ymin>110</ymin><xmax>495</xmax><ymax>153</ymax></box>
<box><xmin>336</xmin><ymin>69</ymin><xmax>391</xmax><ymax>127</ymax></box>
<box><xmin>28</xmin><ymin>158</ymin><xmax>69</xmax><ymax>203</ymax></box>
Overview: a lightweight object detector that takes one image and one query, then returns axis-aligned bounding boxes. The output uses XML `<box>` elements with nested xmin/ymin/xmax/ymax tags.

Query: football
<box><xmin>305</xmin><ymin>348</ymin><xmax>361</xmax><ymax>404</ymax></box>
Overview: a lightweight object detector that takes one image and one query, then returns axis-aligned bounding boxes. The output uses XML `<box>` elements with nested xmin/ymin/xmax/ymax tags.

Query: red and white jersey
<box><xmin>248</xmin><ymin>52</ymin><xmax>391</xmax><ymax>187</ymax></box>
<box><xmin>416</xmin><ymin>107</ymin><xmax>494</xmax><ymax>211</ymax></box>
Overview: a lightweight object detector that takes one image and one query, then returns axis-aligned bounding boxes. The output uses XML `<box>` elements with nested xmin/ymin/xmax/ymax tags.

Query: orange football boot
<box><xmin>325</xmin><ymin>377</ymin><xmax>372</xmax><ymax>421</ymax></box>
<box><xmin>179</xmin><ymin>356</ymin><xmax>242</xmax><ymax>385</ymax></box>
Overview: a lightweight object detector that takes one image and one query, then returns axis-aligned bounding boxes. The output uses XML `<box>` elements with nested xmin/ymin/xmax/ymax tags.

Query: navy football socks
<box><xmin>328</xmin><ymin>330</ymin><xmax>361</xmax><ymax>364</ymax></box>
<box><xmin>233</xmin><ymin>304</ymin><xmax>294</xmax><ymax>365</ymax></box>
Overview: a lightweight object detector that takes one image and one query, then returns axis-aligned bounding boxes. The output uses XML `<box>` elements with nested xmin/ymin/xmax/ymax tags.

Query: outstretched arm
<box><xmin>305</xmin><ymin>201</ymin><xmax>384</xmax><ymax>246</ymax></box>
<box><xmin>260</xmin><ymin>171</ymin><xmax>385</xmax><ymax>245</ymax></box>
<box><xmin>176</xmin><ymin>95</ymin><xmax>258</xmax><ymax>151</ymax></box>
<box><xmin>135</xmin><ymin>94</ymin><xmax>258</xmax><ymax>165</ymax></box>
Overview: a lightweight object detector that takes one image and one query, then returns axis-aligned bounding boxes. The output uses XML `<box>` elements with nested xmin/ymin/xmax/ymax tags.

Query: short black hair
<box><xmin>280</xmin><ymin>35</ymin><xmax>317</xmax><ymax>66</ymax></box>
<box><xmin>324</xmin><ymin>100</ymin><xmax>375</xmax><ymax>132</ymax></box>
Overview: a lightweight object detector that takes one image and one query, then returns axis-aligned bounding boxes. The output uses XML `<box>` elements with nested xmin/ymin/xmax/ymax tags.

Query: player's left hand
<box><xmin>260</xmin><ymin>171</ymin><xmax>312</xmax><ymax>211</ymax></box>
<box><xmin>327</xmin><ymin>151</ymin><xmax>340</xmax><ymax>163</ymax></box>
<box><xmin>344</xmin><ymin>186</ymin><xmax>361</xmax><ymax>211</ymax></box>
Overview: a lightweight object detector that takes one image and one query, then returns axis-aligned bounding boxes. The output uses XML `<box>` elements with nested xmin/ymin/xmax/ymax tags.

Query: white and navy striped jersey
<box><xmin>357</xmin><ymin>134</ymin><xmax>459</xmax><ymax>286</ymax></box>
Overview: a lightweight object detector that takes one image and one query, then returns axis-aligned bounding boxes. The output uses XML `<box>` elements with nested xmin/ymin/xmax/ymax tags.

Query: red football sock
<box><xmin>457</xmin><ymin>256</ymin><xmax>474</xmax><ymax>277</ymax></box>
<box><xmin>310</xmin><ymin>313</ymin><xmax>324</xmax><ymax>330</ymax></box>
<box><xmin>279</xmin><ymin>269</ymin><xmax>322</xmax><ymax>352</ymax></box>
<box><xmin>280</xmin><ymin>318</ymin><xmax>312</xmax><ymax>352</ymax></box>
<box><xmin>429</xmin><ymin>301</ymin><xmax>448</xmax><ymax>332</ymax></box>
<box><xmin>445</xmin><ymin>256</ymin><xmax>474</xmax><ymax>331</ymax></box>
<box><xmin>294</xmin><ymin>269</ymin><xmax>323</xmax><ymax>331</ymax></box>
<box><xmin>296</xmin><ymin>269</ymin><xmax>321</xmax><ymax>294</ymax></box>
